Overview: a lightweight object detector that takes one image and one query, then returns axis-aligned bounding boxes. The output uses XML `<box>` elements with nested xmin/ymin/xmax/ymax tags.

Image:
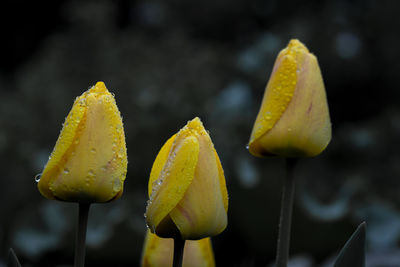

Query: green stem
<box><xmin>173</xmin><ymin>237</ymin><xmax>185</xmax><ymax>267</ymax></box>
<box><xmin>74</xmin><ymin>203</ymin><xmax>90</xmax><ymax>267</ymax></box>
<box><xmin>275</xmin><ymin>158</ymin><xmax>297</xmax><ymax>267</ymax></box>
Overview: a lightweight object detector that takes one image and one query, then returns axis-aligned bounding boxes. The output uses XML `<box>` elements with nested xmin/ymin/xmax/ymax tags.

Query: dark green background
<box><xmin>1</xmin><ymin>0</ymin><xmax>399</xmax><ymax>266</ymax></box>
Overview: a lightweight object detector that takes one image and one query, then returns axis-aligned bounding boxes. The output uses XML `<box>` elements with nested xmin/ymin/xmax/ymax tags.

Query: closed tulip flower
<box><xmin>141</xmin><ymin>230</ymin><xmax>215</xmax><ymax>267</ymax></box>
<box><xmin>145</xmin><ymin>117</ymin><xmax>228</xmax><ymax>240</ymax></box>
<box><xmin>248</xmin><ymin>39</ymin><xmax>331</xmax><ymax>158</ymax></box>
<box><xmin>37</xmin><ymin>81</ymin><xmax>127</xmax><ymax>203</ymax></box>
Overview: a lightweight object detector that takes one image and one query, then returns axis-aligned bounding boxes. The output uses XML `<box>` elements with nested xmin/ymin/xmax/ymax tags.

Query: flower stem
<box><xmin>275</xmin><ymin>158</ymin><xmax>297</xmax><ymax>267</ymax></box>
<box><xmin>173</xmin><ymin>237</ymin><xmax>185</xmax><ymax>267</ymax></box>
<box><xmin>74</xmin><ymin>203</ymin><xmax>90</xmax><ymax>267</ymax></box>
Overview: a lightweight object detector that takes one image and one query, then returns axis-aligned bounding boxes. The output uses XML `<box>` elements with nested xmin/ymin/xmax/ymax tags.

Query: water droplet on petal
<box><xmin>63</xmin><ymin>168</ymin><xmax>70</xmax><ymax>174</ymax></box>
<box><xmin>113</xmin><ymin>178</ymin><xmax>121</xmax><ymax>192</ymax></box>
<box><xmin>34</xmin><ymin>173</ymin><xmax>42</xmax><ymax>182</ymax></box>
<box><xmin>90</xmin><ymin>148</ymin><xmax>96</xmax><ymax>153</ymax></box>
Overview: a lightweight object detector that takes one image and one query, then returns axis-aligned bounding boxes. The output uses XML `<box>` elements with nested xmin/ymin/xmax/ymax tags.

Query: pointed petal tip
<box><xmin>185</xmin><ymin>117</ymin><xmax>209</xmax><ymax>136</ymax></box>
<box><xmin>287</xmin><ymin>39</ymin><xmax>309</xmax><ymax>52</ymax></box>
<box><xmin>89</xmin><ymin>81</ymin><xmax>108</xmax><ymax>94</ymax></box>
<box><xmin>188</xmin><ymin>117</ymin><xmax>203</xmax><ymax>127</ymax></box>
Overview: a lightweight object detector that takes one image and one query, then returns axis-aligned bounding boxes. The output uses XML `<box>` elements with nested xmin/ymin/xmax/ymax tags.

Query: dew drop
<box><xmin>34</xmin><ymin>173</ymin><xmax>42</xmax><ymax>182</ymax></box>
<box><xmin>63</xmin><ymin>168</ymin><xmax>70</xmax><ymax>174</ymax></box>
<box><xmin>90</xmin><ymin>148</ymin><xmax>96</xmax><ymax>153</ymax></box>
<box><xmin>88</xmin><ymin>169</ymin><xmax>95</xmax><ymax>177</ymax></box>
<box><xmin>113</xmin><ymin>178</ymin><xmax>121</xmax><ymax>192</ymax></box>
<box><xmin>146</xmin><ymin>199</ymin><xmax>152</xmax><ymax>206</ymax></box>
<box><xmin>246</xmin><ymin>145</ymin><xmax>249</xmax><ymax>150</ymax></box>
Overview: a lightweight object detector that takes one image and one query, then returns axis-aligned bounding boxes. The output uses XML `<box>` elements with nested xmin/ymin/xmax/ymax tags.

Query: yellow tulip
<box><xmin>145</xmin><ymin>117</ymin><xmax>228</xmax><ymax>240</ymax></box>
<box><xmin>141</xmin><ymin>230</ymin><xmax>215</xmax><ymax>267</ymax></box>
<box><xmin>37</xmin><ymin>81</ymin><xmax>127</xmax><ymax>203</ymax></box>
<box><xmin>248</xmin><ymin>39</ymin><xmax>331</xmax><ymax>157</ymax></box>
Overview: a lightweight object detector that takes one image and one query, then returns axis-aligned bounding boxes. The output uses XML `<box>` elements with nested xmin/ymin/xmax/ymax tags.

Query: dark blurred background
<box><xmin>1</xmin><ymin>0</ymin><xmax>400</xmax><ymax>266</ymax></box>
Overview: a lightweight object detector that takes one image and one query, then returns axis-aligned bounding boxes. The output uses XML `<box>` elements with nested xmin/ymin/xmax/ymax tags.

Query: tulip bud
<box><xmin>141</xmin><ymin>230</ymin><xmax>215</xmax><ymax>267</ymax></box>
<box><xmin>145</xmin><ymin>117</ymin><xmax>228</xmax><ymax>240</ymax></box>
<box><xmin>37</xmin><ymin>82</ymin><xmax>128</xmax><ymax>203</ymax></box>
<box><xmin>248</xmin><ymin>39</ymin><xmax>331</xmax><ymax>157</ymax></box>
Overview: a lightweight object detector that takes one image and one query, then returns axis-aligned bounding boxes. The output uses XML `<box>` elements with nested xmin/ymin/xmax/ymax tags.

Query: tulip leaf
<box><xmin>8</xmin><ymin>248</ymin><xmax>22</xmax><ymax>267</ymax></box>
<box><xmin>333</xmin><ymin>222</ymin><xmax>366</xmax><ymax>267</ymax></box>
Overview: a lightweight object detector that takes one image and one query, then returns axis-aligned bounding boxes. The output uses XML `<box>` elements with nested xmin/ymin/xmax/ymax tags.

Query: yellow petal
<box><xmin>145</xmin><ymin>117</ymin><xmax>229</xmax><ymax>240</ymax></box>
<box><xmin>37</xmin><ymin>92</ymin><xmax>87</xmax><ymax>199</ymax></box>
<box><xmin>141</xmin><ymin>230</ymin><xmax>173</xmax><ymax>267</ymax></box>
<box><xmin>141</xmin><ymin>230</ymin><xmax>215</xmax><ymax>267</ymax></box>
<box><xmin>248</xmin><ymin>39</ymin><xmax>331</xmax><ymax>157</ymax></box>
<box><xmin>169</xmin><ymin>118</ymin><xmax>228</xmax><ymax>240</ymax></box>
<box><xmin>37</xmin><ymin>82</ymin><xmax>128</xmax><ymax>203</ymax></box>
<box><xmin>214</xmin><ymin>149</ymin><xmax>228</xmax><ymax>213</ymax></box>
<box><xmin>148</xmin><ymin>134</ymin><xmax>176</xmax><ymax>197</ymax></box>
<box><xmin>145</xmin><ymin>133</ymin><xmax>200</xmax><ymax>234</ymax></box>
<box><xmin>183</xmin><ymin>236</ymin><xmax>215</xmax><ymax>267</ymax></box>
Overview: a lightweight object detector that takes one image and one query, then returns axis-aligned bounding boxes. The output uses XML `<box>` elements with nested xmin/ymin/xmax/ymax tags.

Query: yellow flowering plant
<box><xmin>145</xmin><ymin>117</ymin><xmax>228</xmax><ymax>266</ymax></box>
<box><xmin>248</xmin><ymin>39</ymin><xmax>331</xmax><ymax>267</ymax></box>
<box><xmin>36</xmin><ymin>81</ymin><xmax>127</xmax><ymax>267</ymax></box>
<box><xmin>141</xmin><ymin>230</ymin><xmax>215</xmax><ymax>267</ymax></box>
<box><xmin>248</xmin><ymin>39</ymin><xmax>331</xmax><ymax>158</ymax></box>
<box><xmin>37</xmin><ymin>81</ymin><xmax>127</xmax><ymax>203</ymax></box>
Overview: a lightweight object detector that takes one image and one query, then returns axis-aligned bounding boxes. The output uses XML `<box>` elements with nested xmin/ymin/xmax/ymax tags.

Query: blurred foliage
<box><xmin>1</xmin><ymin>0</ymin><xmax>400</xmax><ymax>266</ymax></box>
<box><xmin>333</xmin><ymin>222</ymin><xmax>366</xmax><ymax>267</ymax></box>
